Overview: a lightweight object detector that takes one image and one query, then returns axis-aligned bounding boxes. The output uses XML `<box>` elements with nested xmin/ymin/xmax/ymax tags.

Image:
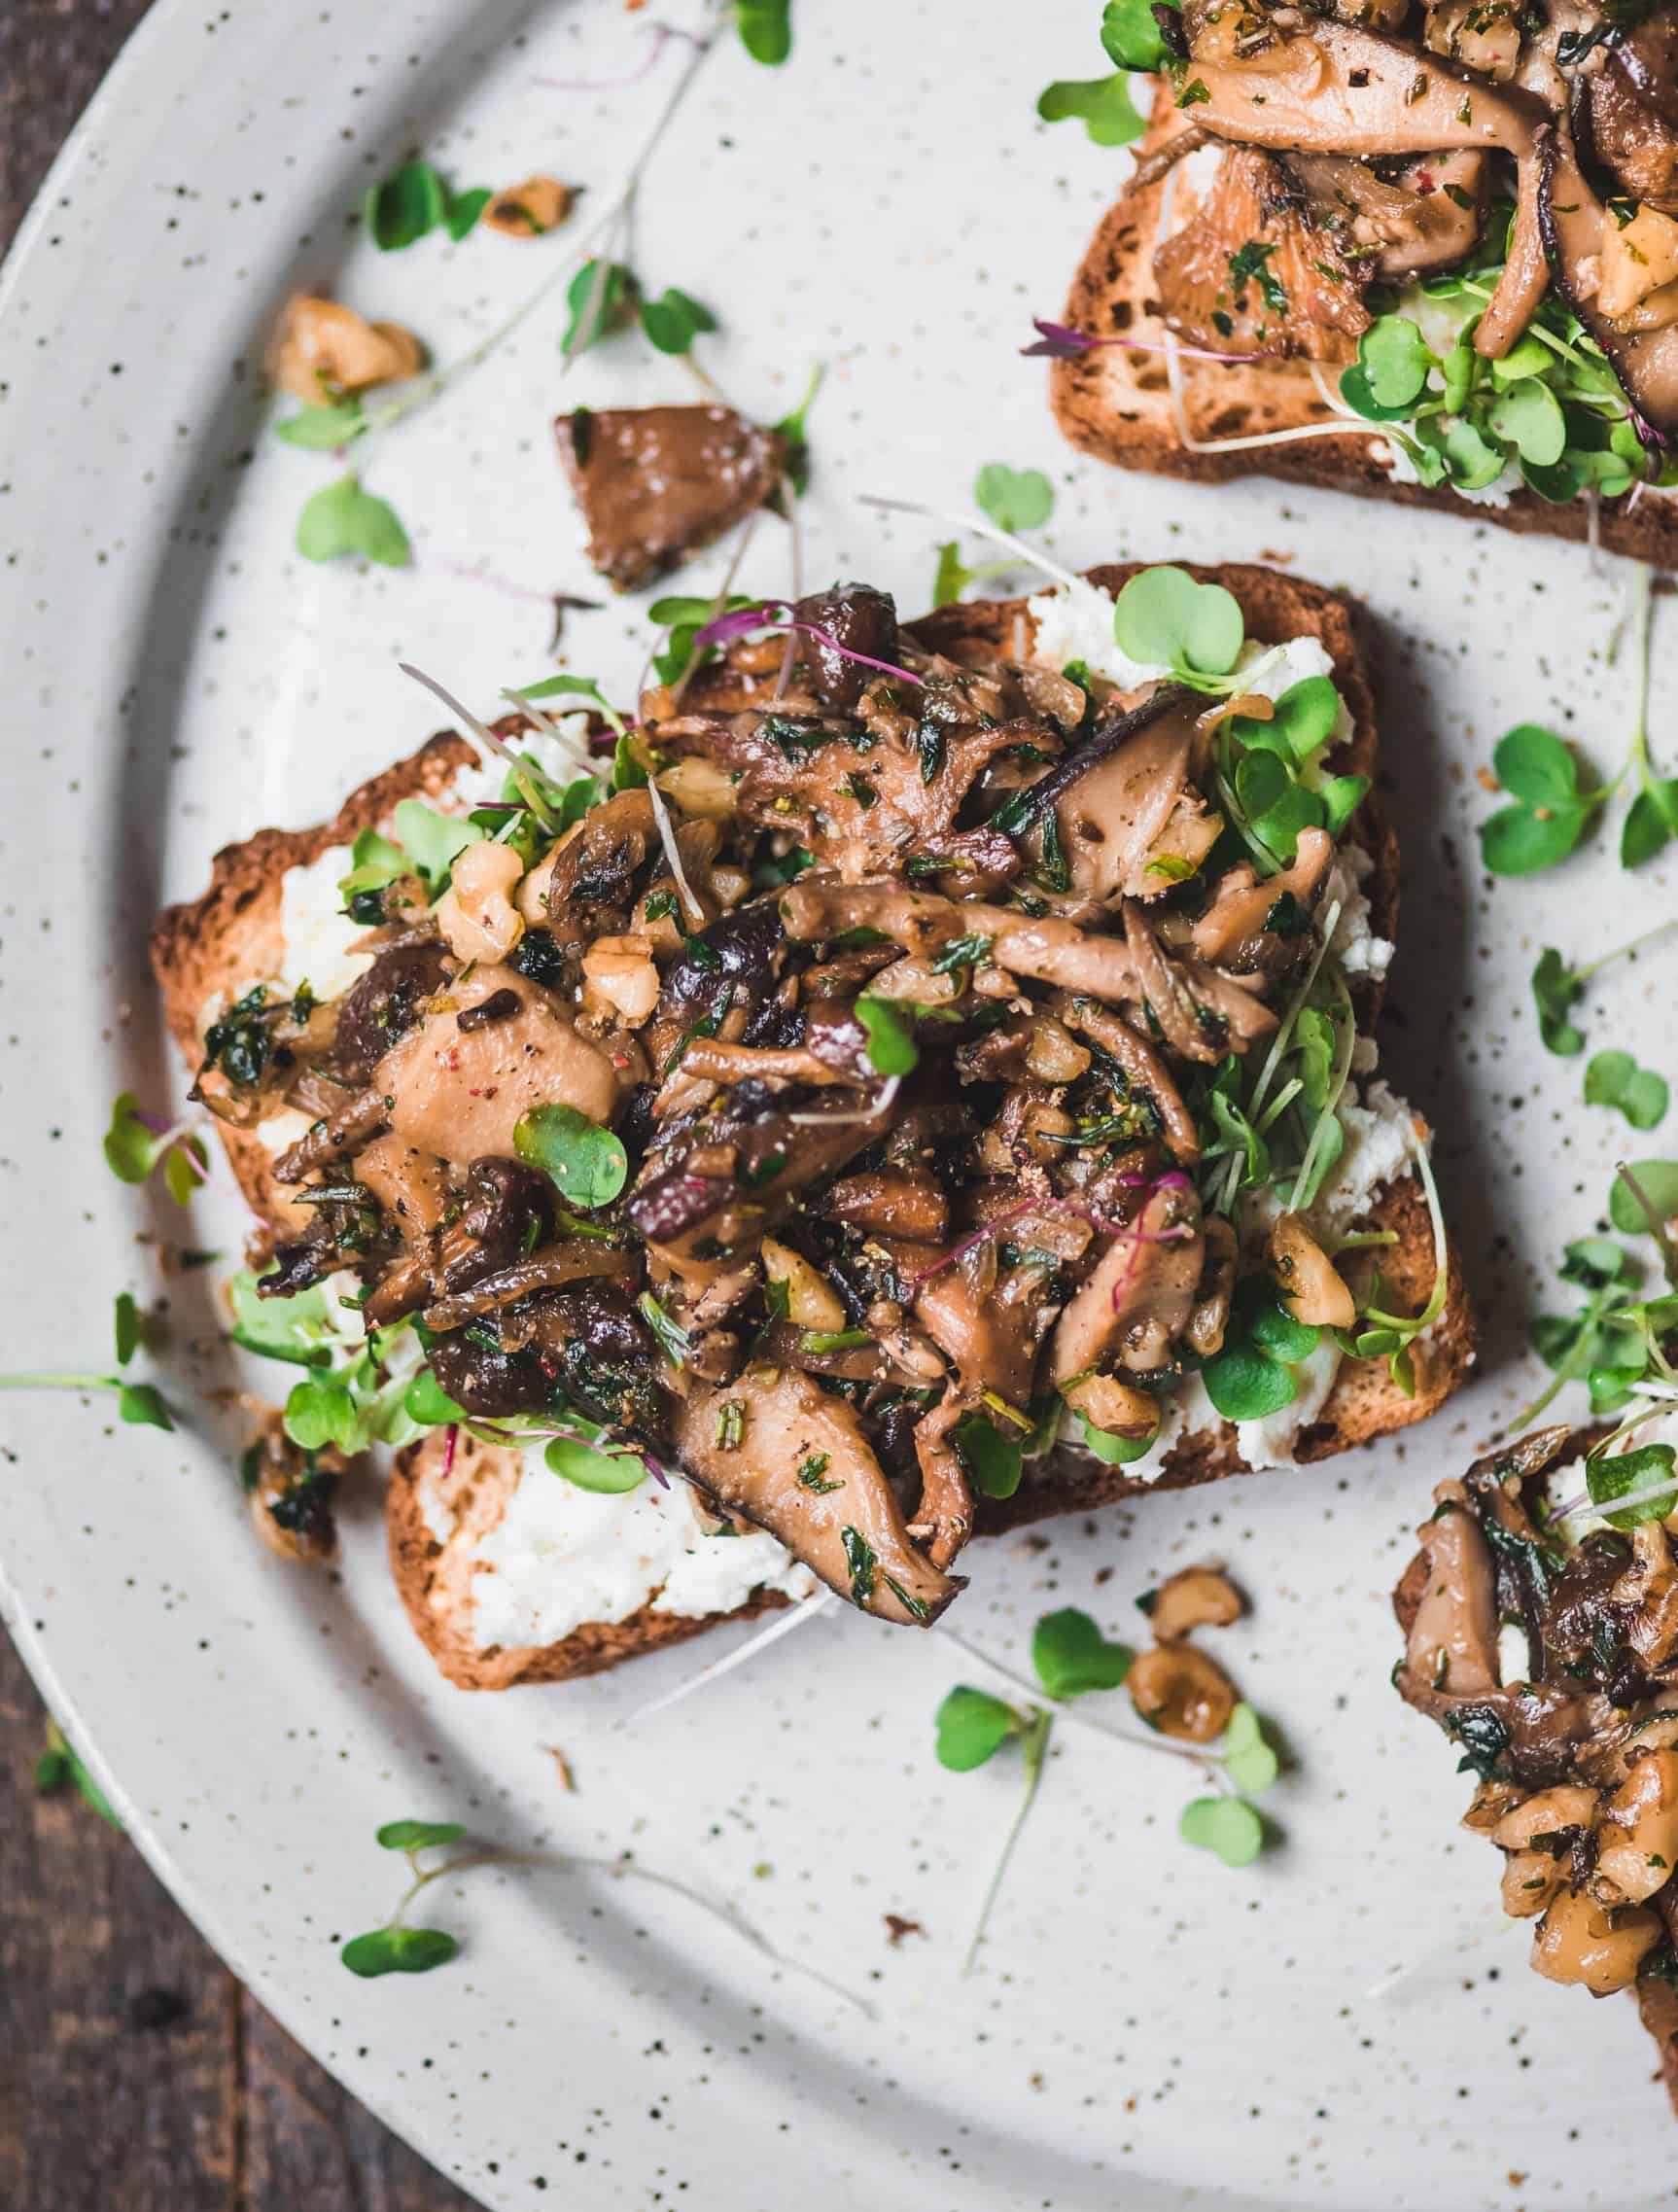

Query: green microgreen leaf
<box><xmin>376</xmin><ymin>1819</ymin><xmax>467</xmax><ymax>1851</ymax></box>
<box><xmin>296</xmin><ymin>473</ymin><xmax>411</xmax><ymax>568</ymax></box>
<box><xmin>933</xmin><ymin>541</ymin><xmax>976</xmax><ymax>606</ymax></box>
<box><xmin>283</xmin><ymin>1372</ymin><xmax>361</xmax><ymax>1453</ymax></box>
<box><xmin>1586</xmin><ymin>1050</ymin><xmax>1669</xmax><ymax>1132</ymax></box>
<box><xmin>118</xmin><ymin>1382</ymin><xmax>174</xmax><ymax>1430</ymax></box>
<box><xmin>365</xmin><ymin>160</ymin><xmax>448</xmax><ymax>251</ymax></box>
<box><xmin>1609</xmin><ymin>1161</ymin><xmax>1678</xmax><ymax>1237</ymax></box>
<box><xmin>275</xmin><ymin>398</ymin><xmax>367</xmax><ymax>449</ymax></box>
<box><xmin>950</xmin><ymin>1412</ymin><xmax>1025</xmax><ymax>1500</ymax></box>
<box><xmin>544</xmin><ymin>1434</ymin><xmax>647</xmax><ymax>1493</ymax></box>
<box><xmin>103</xmin><ymin>1093</ymin><xmax>207</xmax><ymax>1201</ymax></box>
<box><xmin>855</xmin><ymin>995</ymin><xmax>920</xmax><ymax>1076</ymax></box>
<box><xmin>113</xmin><ymin>1292</ymin><xmax>140</xmax><ymax>1369</ymax></box>
<box><xmin>1478</xmin><ymin>724</ymin><xmax>1599</xmax><ymax>876</ymax></box>
<box><xmin>512</xmin><ymin>1104</ymin><xmax>628</xmax><ymax>1210</ymax></box>
<box><xmin>735</xmin><ymin>0</ymin><xmax>792</xmax><ymax>64</ymax></box>
<box><xmin>934</xmin><ymin>1685</ymin><xmax>1023</xmax><ymax>1772</ymax></box>
<box><xmin>1035</xmin><ymin>72</ymin><xmax>1148</xmax><ymax>145</ymax></box>
<box><xmin>973</xmin><ymin>463</ymin><xmax>1054</xmax><ymax>535</ymax></box>
<box><xmin>1223</xmin><ymin>1703</ymin><xmax>1280</xmax><ymax>1795</ymax></box>
<box><xmin>1179</xmin><ymin>1795</ymin><xmax>1265</xmax><ymax>1868</ymax></box>
<box><xmin>1486</xmin><ymin>377</ymin><xmax>1566</xmax><ymax>467</ymax></box>
<box><xmin>1101</xmin><ymin>0</ymin><xmax>1180</xmax><ymax>70</ymax></box>
<box><xmin>1624</xmin><ymin>779</ymin><xmax>1678</xmax><ymax>869</ymax></box>
<box><xmin>340</xmin><ymin>1925</ymin><xmax>460</xmax><ymax>1978</ymax></box>
<box><xmin>561</xmin><ymin>259</ymin><xmax>637</xmax><ymax>357</ymax></box>
<box><xmin>443</xmin><ymin>186</ymin><xmax>493</xmax><ymax>241</ymax></box>
<box><xmin>390</xmin><ymin>800</ymin><xmax>476</xmax><ymax>894</ymax></box>
<box><xmin>639</xmin><ymin>286</ymin><xmax>718</xmax><ymax>356</ymax></box>
<box><xmin>1113</xmin><ymin>566</ymin><xmax>1244</xmax><ymax>679</ymax></box>
<box><xmin>403</xmin><ymin>1368</ymin><xmax>469</xmax><ymax>1426</ymax></box>
<box><xmin>1587</xmin><ymin>1443</ymin><xmax>1678</xmax><ymax>1531</ymax></box>
<box><xmin>1351</xmin><ymin>314</ymin><xmax>1434</xmax><ymax>409</ymax></box>
<box><xmin>1531</xmin><ymin>947</ymin><xmax>1587</xmax><ymax>1056</ymax></box>
<box><xmin>1076</xmin><ymin>1412</ymin><xmax>1158</xmax><ymax>1464</ymax></box>
<box><xmin>1030</xmin><ymin>1607</ymin><xmax>1134</xmax><ymax>1700</ymax></box>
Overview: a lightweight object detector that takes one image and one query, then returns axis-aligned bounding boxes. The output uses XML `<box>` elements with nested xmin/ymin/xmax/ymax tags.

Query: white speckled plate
<box><xmin>4</xmin><ymin>2</ymin><xmax>1677</xmax><ymax>2204</ymax></box>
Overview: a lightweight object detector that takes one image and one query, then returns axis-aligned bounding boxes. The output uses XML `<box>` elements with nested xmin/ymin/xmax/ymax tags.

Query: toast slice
<box><xmin>914</xmin><ymin>566</ymin><xmax>1474</xmax><ymax>1528</ymax></box>
<box><xmin>155</xmin><ymin>560</ymin><xmax>1474</xmax><ymax>1687</ymax></box>
<box><xmin>387</xmin><ymin>1428</ymin><xmax>798</xmax><ymax>1691</ymax></box>
<box><xmin>150</xmin><ymin>734</ymin><xmax>474</xmax><ymax>1233</ymax></box>
<box><xmin>1049</xmin><ymin>90</ymin><xmax>1678</xmax><ymax>568</ymax></box>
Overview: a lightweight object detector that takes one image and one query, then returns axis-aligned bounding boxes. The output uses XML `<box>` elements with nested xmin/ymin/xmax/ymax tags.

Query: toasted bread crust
<box><xmin>386</xmin><ymin>1429</ymin><xmax>788</xmax><ymax>1690</ymax></box>
<box><xmin>148</xmin><ymin>734</ymin><xmax>475</xmax><ymax>1229</ymax></box>
<box><xmin>1048</xmin><ymin>98</ymin><xmax>1678</xmax><ymax>567</ymax></box>
<box><xmin>985</xmin><ymin>1171</ymin><xmax>1474</xmax><ymax>1529</ymax></box>
<box><xmin>157</xmin><ymin>568</ymin><xmax>1473</xmax><ymax>1688</ymax></box>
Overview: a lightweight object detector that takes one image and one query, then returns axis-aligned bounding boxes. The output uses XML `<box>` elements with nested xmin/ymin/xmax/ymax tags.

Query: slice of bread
<box><xmin>150</xmin><ymin>734</ymin><xmax>474</xmax><ymax>1233</ymax></box>
<box><xmin>1049</xmin><ymin>91</ymin><xmax>1678</xmax><ymax>567</ymax></box>
<box><xmin>913</xmin><ymin>566</ymin><xmax>1474</xmax><ymax>1530</ymax></box>
<box><xmin>153</xmin><ymin>560</ymin><xmax>1473</xmax><ymax>1685</ymax></box>
<box><xmin>387</xmin><ymin>1428</ymin><xmax>791</xmax><ymax>1690</ymax></box>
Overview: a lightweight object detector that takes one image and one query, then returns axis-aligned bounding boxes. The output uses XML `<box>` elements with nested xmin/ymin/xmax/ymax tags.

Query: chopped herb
<box><xmin>796</xmin><ymin>1452</ymin><xmax>840</xmax><ymax>1492</ymax></box>
<box><xmin>841</xmin><ymin>1525</ymin><xmax>877</xmax><ymax>1603</ymax></box>
<box><xmin>716</xmin><ymin>1398</ymin><xmax>747</xmax><ymax>1450</ymax></box>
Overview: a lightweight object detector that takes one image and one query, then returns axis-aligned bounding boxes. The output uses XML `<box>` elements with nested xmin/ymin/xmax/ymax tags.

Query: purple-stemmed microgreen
<box><xmin>104</xmin><ymin>1093</ymin><xmax>208</xmax><ymax>1205</ymax></box>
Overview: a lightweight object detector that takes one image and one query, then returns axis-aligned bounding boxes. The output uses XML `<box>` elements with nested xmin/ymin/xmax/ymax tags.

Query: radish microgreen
<box><xmin>639</xmin><ymin>286</ymin><xmax>718</xmax><ymax>356</ymax></box>
<box><xmin>0</xmin><ymin>1370</ymin><xmax>174</xmax><ymax>1430</ymax></box>
<box><xmin>34</xmin><ymin>1719</ymin><xmax>122</xmax><ymax>1829</ymax></box>
<box><xmin>938</xmin><ymin>1608</ymin><xmax>1287</xmax><ymax>1962</ymax></box>
<box><xmin>1112</xmin><ymin>565</ymin><xmax>1243</xmax><ymax>682</ymax></box>
<box><xmin>364</xmin><ymin>160</ymin><xmax>494</xmax><ymax>252</ymax></box>
<box><xmin>1586</xmin><ymin>1050</ymin><xmax>1670</xmax><ymax>1132</ymax></box>
<box><xmin>854</xmin><ymin>995</ymin><xmax>920</xmax><ymax>1076</ymax></box>
<box><xmin>933</xmin><ymin>463</ymin><xmax>1056</xmax><ymax>605</ymax></box>
<box><xmin>734</xmin><ymin>0</ymin><xmax>791</xmax><ymax>65</ymax></box>
<box><xmin>513</xmin><ymin>1104</ymin><xmax>628</xmax><ymax>1210</ymax></box>
<box><xmin>1478</xmin><ymin>723</ymin><xmax>1607</xmax><ymax>875</ymax></box>
<box><xmin>1035</xmin><ymin>73</ymin><xmax>1149</xmax><ymax>146</ymax></box>
<box><xmin>103</xmin><ymin>1092</ymin><xmax>208</xmax><ymax>1203</ymax></box>
<box><xmin>296</xmin><ymin>472</ymin><xmax>411</xmax><ymax>568</ymax></box>
<box><xmin>973</xmin><ymin>463</ymin><xmax>1054</xmax><ymax>535</ymax></box>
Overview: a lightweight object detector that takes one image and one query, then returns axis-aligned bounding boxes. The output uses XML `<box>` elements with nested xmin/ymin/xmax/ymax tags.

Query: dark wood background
<box><xmin>0</xmin><ymin>5</ymin><xmax>472</xmax><ymax>2205</ymax></box>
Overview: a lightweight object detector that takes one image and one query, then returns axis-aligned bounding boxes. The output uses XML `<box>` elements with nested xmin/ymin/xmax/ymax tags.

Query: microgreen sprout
<box><xmin>933</xmin><ymin>465</ymin><xmax>1058</xmax><ymax>606</ymax></box>
<box><xmin>340</xmin><ymin>1814</ymin><xmax>870</xmax><ymax>2009</ymax></box>
<box><xmin>0</xmin><ymin>1369</ymin><xmax>174</xmax><ymax>1430</ymax></box>
<box><xmin>34</xmin><ymin>1718</ymin><xmax>122</xmax><ymax>1829</ymax></box>
<box><xmin>364</xmin><ymin>159</ymin><xmax>494</xmax><ymax>252</ymax></box>
<box><xmin>1586</xmin><ymin>1050</ymin><xmax>1670</xmax><ymax>1132</ymax></box>
<box><xmin>935</xmin><ymin>1606</ymin><xmax>1286</xmax><ymax>1967</ymax></box>
<box><xmin>1528</xmin><ymin>922</ymin><xmax>1676</xmax><ymax>1055</ymax></box>
<box><xmin>296</xmin><ymin>472</ymin><xmax>412</xmax><ymax>568</ymax></box>
<box><xmin>1517</xmin><ymin>1166</ymin><xmax>1678</xmax><ymax>1428</ymax></box>
<box><xmin>104</xmin><ymin>1093</ymin><xmax>208</xmax><ymax>1204</ymax></box>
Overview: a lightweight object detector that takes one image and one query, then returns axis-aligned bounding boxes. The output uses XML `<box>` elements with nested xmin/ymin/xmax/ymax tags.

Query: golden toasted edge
<box><xmin>385</xmin><ymin>1429</ymin><xmax>788</xmax><ymax>1690</ymax></box>
<box><xmin>1044</xmin><ymin>99</ymin><xmax>1678</xmax><ymax>568</ymax></box>
<box><xmin>147</xmin><ymin>733</ymin><xmax>476</xmax><ymax>1229</ymax></box>
<box><xmin>983</xmin><ymin>1173</ymin><xmax>1476</xmax><ymax>1532</ymax></box>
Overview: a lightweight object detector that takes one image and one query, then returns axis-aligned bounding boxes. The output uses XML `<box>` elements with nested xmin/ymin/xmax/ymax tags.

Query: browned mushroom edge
<box><xmin>1393</xmin><ymin>1421</ymin><xmax>1678</xmax><ymax>2103</ymax></box>
<box><xmin>192</xmin><ymin>573</ymin><xmax>1431</xmax><ymax>1631</ymax></box>
<box><xmin>1106</xmin><ymin>0</ymin><xmax>1678</xmax><ymax>493</ymax></box>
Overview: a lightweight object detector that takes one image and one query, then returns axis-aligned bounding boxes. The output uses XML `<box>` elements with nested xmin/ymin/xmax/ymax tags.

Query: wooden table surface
<box><xmin>1</xmin><ymin>6</ymin><xmax>475</xmax><ymax>2206</ymax></box>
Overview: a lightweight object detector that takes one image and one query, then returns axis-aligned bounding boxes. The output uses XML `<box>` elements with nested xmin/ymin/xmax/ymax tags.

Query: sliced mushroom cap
<box><xmin>672</xmin><ymin>1366</ymin><xmax>964</xmax><ymax>1625</ymax></box>
<box><xmin>1051</xmin><ymin>1178</ymin><xmax>1205</xmax><ymax>1382</ymax></box>
<box><xmin>1540</xmin><ymin>121</ymin><xmax>1678</xmax><ymax>431</ymax></box>
<box><xmin>1046</xmin><ymin>697</ymin><xmax>1203</xmax><ymax>901</ymax></box>
<box><xmin>1184</xmin><ymin>17</ymin><xmax>1546</xmax><ymax>161</ymax></box>
<box><xmin>1189</xmin><ymin>826</ymin><xmax>1333</xmax><ymax>971</ymax></box>
<box><xmin>379</xmin><ymin>965</ymin><xmax>623</xmax><ymax>1169</ymax></box>
<box><xmin>1285</xmin><ymin>150</ymin><xmax>1488</xmax><ymax>277</ymax></box>
<box><xmin>1400</xmin><ymin>1489</ymin><xmax>1502</xmax><ymax>1700</ymax></box>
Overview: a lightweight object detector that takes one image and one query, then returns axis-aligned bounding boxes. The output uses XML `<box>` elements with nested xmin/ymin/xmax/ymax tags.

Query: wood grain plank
<box><xmin>1</xmin><ymin>8</ymin><xmax>480</xmax><ymax>2206</ymax></box>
